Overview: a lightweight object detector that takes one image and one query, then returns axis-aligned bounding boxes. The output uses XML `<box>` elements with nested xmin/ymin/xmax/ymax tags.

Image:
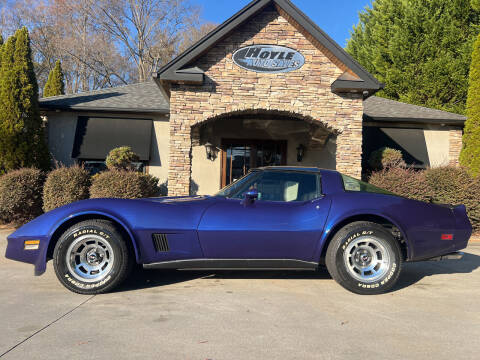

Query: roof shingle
<box><xmin>40</xmin><ymin>82</ymin><xmax>466</xmax><ymax>126</ymax></box>
<box><xmin>39</xmin><ymin>80</ymin><xmax>169</xmax><ymax>113</ymax></box>
<box><xmin>364</xmin><ymin>96</ymin><xmax>466</xmax><ymax>124</ymax></box>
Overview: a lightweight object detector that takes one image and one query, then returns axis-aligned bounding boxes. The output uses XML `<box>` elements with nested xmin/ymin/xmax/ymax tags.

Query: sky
<box><xmin>197</xmin><ymin>0</ymin><xmax>373</xmax><ymax>47</ymax></box>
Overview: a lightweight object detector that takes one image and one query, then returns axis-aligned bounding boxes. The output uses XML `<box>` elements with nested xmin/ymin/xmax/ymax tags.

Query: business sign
<box><xmin>232</xmin><ymin>45</ymin><xmax>305</xmax><ymax>73</ymax></box>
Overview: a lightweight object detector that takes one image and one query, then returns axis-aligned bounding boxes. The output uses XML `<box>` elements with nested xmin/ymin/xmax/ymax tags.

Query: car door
<box><xmin>197</xmin><ymin>171</ymin><xmax>331</xmax><ymax>261</ymax></box>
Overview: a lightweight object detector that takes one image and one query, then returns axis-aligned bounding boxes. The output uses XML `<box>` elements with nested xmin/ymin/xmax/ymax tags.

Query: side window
<box><xmin>256</xmin><ymin>172</ymin><xmax>320</xmax><ymax>202</ymax></box>
<box><xmin>341</xmin><ymin>174</ymin><xmax>395</xmax><ymax>195</ymax></box>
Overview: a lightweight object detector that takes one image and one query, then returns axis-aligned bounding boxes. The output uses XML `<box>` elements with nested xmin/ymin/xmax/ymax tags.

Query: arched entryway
<box><xmin>190</xmin><ymin>109</ymin><xmax>337</xmax><ymax>195</ymax></box>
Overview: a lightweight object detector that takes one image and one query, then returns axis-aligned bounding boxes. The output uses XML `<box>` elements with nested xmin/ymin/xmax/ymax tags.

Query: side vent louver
<box><xmin>152</xmin><ymin>233</ymin><xmax>170</xmax><ymax>252</ymax></box>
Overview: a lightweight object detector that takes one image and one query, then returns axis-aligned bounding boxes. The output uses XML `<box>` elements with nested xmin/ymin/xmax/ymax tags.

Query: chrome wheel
<box><xmin>343</xmin><ymin>236</ymin><xmax>390</xmax><ymax>283</ymax></box>
<box><xmin>66</xmin><ymin>234</ymin><xmax>114</xmax><ymax>283</ymax></box>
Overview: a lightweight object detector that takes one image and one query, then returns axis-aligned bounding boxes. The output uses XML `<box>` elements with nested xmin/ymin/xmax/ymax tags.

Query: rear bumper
<box><xmin>427</xmin><ymin>251</ymin><xmax>464</xmax><ymax>261</ymax></box>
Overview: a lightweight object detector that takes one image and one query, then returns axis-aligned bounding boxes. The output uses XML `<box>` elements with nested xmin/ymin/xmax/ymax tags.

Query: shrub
<box><xmin>370</xmin><ymin>165</ymin><xmax>480</xmax><ymax>232</ymax></box>
<box><xmin>369</xmin><ymin>147</ymin><xmax>406</xmax><ymax>170</ymax></box>
<box><xmin>425</xmin><ymin>166</ymin><xmax>480</xmax><ymax>232</ymax></box>
<box><xmin>424</xmin><ymin>166</ymin><xmax>471</xmax><ymax>203</ymax></box>
<box><xmin>106</xmin><ymin>146</ymin><xmax>140</xmax><ymax>171</ymax></box>
<box><xmin>369</xmin><ymin>167</ymin><xmax>433</xmax><ymax>202</ymax></box>
<box><xmin>0</xmin><ymin>168</ymin><xmax>45</xmax><ymax>225</ymax></box>
<box><xmin>90</xmin><ymin>170</ymin><xmax>159</xmax><ymax>199</ymax></box>
<box><xmin>43</xmin><ymin>166</ymin><xmax>91</xmax><ymax>212</ymax></box>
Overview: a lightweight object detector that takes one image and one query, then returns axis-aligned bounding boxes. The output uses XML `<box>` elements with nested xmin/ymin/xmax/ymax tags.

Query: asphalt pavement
<box><xmin>1</xmin><ymin>229</ymin><xmax>479</xmax><ymax>360</ymax></box>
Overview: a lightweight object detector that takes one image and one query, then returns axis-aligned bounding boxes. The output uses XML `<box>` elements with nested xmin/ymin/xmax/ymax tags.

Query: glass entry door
<box><xmin>221</xmin><ymin>139</ymin><xmax>287</xmax><ymax>187</ymax></box>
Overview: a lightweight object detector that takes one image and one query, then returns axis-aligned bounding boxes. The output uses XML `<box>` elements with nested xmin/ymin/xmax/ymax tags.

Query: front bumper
<box><xmin>5</xmin><ymin>235</ymin><xmax>49</xmax><ymax>275</ymax></box>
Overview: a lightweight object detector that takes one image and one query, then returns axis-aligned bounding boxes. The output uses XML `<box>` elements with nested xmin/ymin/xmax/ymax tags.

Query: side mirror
<box><xmin>243</xmin><ymin>189</ymin><xmax>259</xmax><ymax>202</ymax></box>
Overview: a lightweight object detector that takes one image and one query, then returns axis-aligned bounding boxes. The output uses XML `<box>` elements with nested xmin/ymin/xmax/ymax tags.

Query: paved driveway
<box><xmin>1</xmin><ymin>229</ymin><xmax>479</xmax><ymax>360</ymax></box>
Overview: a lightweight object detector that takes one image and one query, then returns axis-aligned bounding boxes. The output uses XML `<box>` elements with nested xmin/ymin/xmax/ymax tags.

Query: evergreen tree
<box><xmin>0</xmin><ymin>35</ymin><xmax>3</xmax><ymax>71</ymax></box>
<box><xmin>460</xmin><ymin>34</ymin><xmax>480</xmax><ymax>176</ymax></box>
<box><xmin>43</xmin><ymin>60</ymin><xmax>65</xmax><ymax>97</ymax></box>
<box><xmin>347</xmin><ymin>0</ymin><xmax>480</xmax><ymax>114</ymax></box>
<box><xmin>473</xmin><ymin>0</ymin><xmax>480</xmax><ymax>11</ymax></box>
<box><xmin>0</xmin><ymin>27</ymin><xmax>51</xmax><ymax>173</ymax></box>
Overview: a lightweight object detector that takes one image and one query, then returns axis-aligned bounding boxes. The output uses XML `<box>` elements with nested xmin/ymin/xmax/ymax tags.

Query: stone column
<box><xmin>334</xmin><ymin>95</ymin><xmax>363</xmax><ymax>179</ymax></box>
<box><xmin>336</xmin><ymin>130</ymin><xmax>363</xmax><ymax>179</ymax></box>
<box><xmin>168</xmin><ymin>114</ymin><xmax>192</xmax><ymax>196</ymax></box>
<box><xmin>448</xmin><ymin>129</ymin><xmax>463</xmax><ymax>167</ymax></box>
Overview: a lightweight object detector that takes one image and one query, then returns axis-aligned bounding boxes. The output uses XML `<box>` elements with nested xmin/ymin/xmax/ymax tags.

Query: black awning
<box><xmin>72</xmin><ymin>117</ymin><xmax>153</xmax><ymax>161</ymax></box>
<box><xmin>363</xmin><ymin>126</ymin><xmax>430</xmax><ymax>168</ymax></box>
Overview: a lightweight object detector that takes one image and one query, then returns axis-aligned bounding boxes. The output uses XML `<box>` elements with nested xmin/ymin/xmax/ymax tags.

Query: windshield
<box><xmin>215</xmin><ymin>171</ymin><xmax>263</xmax><ymax>199</ymax></box>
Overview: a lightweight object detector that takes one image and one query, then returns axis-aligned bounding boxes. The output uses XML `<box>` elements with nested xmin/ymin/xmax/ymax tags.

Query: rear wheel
<box><xmin>326</xmin><ymin>221</ymin><xmax>402</xmax><ymax>295</ymax></box>
<box><xmin>53</xmin><ymin>219</ymin><xmax>133</xmax><ymax>294</ymax></box>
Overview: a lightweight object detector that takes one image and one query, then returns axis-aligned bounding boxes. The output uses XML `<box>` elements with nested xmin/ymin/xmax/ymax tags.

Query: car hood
<box><xmin>9</xmin><ymin>196</ymin><xmax>218</xmax><ymax>241</ymax></box>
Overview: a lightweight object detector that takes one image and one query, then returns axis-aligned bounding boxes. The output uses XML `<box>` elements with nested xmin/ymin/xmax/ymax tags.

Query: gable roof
<box><xmin>39</xmin><ymin>80</ymin><xmax>169</xmax><ymax>114</ymax></box>
<box><xmin>364</xmin><ymin>96</ymin><xmax>466</xmax><ymax>125</ymax></box>
<box><xmin>157</xmin><ymin>0</ymin><xmax>383</xmax><ymax>93</ymax></box>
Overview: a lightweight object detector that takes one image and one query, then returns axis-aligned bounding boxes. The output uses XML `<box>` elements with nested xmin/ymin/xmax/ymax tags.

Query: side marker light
<box><xmin>24</xmin><ymin>240</ymin><xmax>40</xmax><ymax>250</ymax></box>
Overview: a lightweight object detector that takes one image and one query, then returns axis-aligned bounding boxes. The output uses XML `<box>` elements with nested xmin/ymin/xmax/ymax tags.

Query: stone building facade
<box><xmin>39</xmin><ymin>0</ymin><xmax>467</xmax><ymax>196</ymax></box>
<box><xmin>162</xmin><ymin>1</ymin><xmax>379</xmax><ymax>196</ymax></box>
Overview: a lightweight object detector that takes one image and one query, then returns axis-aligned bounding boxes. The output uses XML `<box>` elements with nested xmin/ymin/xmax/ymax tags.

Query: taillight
<box><xmin>441</xmin><ymin>234</ymin><xmax>453</xmax><ymax>241</ymax></box>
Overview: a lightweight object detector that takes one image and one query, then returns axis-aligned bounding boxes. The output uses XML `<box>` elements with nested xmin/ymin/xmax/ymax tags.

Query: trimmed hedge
<box><xmin>370</xmin><ymin>166</ymin><xmax>480</xmax><ymax>232</ymax></box>
<box><xmin>369</xmin><ymin>147</ymin><xmax>406</xmax><ymax>170</ymax></box>
<box><xmin>425</xmin><ymin>167</ymin><xmax>480</xmax><ymax>232</ymax></box>
<box><xmin>369</xmin><ymin>167</ymin><xmax>432</xmax><ymax>202</ymax></box>
<box><xmin>0</xmin><ymin>168</ymin><xmax>45</xmax><ymax>225</ymax></box>
<box><xmin>90</xmin><ymin>170</ymin><xmax>159</xmax><ymax>199</ymax></box>
<box><xmin>106</xmin><ymin>146</ymin><xmax>140</xmax><ymax>171</ymax></box>
<box><xmin>43</xmin><ymin>166</ymin><xmax>91</xmax><ymax>212</ymax></box>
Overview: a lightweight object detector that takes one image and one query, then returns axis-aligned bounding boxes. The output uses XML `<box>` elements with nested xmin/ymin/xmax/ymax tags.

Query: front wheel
<box><xmin>326</xmin><ymin>221</ymin><xmax>402</xmax><ymax>295</ymax></box>
<box><xmin>53</xmin><ymin>219</ymin><xmax>133</xmax><ymax>294</ymax></box>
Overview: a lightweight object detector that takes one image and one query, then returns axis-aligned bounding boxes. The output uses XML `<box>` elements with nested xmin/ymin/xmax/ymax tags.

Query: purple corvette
<box><xmin>5</xmin><ymin>167</ymin><xmax>472</xmax><ymax>295</ymax></box>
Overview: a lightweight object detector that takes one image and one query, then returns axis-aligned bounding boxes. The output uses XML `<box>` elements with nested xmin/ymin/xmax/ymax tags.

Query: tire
<box><xmin>53</xmin><ymin>219</ymin><xmax>133</xmax><ymax>295</ymax></box>
<box><xmin>325</xmin><ymin>221</ymin><xmax>402</xmax><ymax>295</ymax></box>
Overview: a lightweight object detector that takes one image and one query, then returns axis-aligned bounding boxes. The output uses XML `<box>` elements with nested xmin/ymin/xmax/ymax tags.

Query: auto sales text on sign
<box><xmin>233</xmin><ymin>45</ymin><xmax>305</xmax><ymax>73</ymax></box>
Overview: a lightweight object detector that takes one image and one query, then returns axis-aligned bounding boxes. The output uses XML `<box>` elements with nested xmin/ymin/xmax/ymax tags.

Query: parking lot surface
<box><xmin>1</xmin><ymin>229</ymin><xmax>479</xmax><ymax>360</ymax></box>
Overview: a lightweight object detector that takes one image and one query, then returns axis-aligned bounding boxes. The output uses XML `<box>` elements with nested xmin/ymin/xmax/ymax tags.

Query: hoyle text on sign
<box><xmin>233</xmin><ymin>45</ymin><xmax>305</xmax><ymax>73</ymax></box>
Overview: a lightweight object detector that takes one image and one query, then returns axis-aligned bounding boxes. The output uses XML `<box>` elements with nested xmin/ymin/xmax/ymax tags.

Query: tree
<box><xmin>177</xmin><ymin>22</ymin><xmax>217</xmax><ymax>54</ymax></box>
<box><xmin>473</xmin><ymin>0</ymin><xmax>480</xmax><ymax>11</ymax></box>
<box><xmin>43</xmin><ymin>60</ymin><xmax>65</xmax><ymax>97</ymax></box>
<box><xmin>346</xmin><ymin>0</ymin><xmax>480</xmax><ymax>114</ymax></box>
<box><xmin>0</xmin><ymin>27</ymin><xmax>50</xmax><ymax>173</ymax></box>
<box><xmin>1</xmin><ymin>0</ymin><xmax>214</xmax><ymax>91</ymax></box>
<box><xmin>84</xmin><ymin>0</ymin><xmax>204</xmax><ymax>82</ymax></box>
<box><xmin>0</xmin><ymin>34</ymin><xmax>3</xmax><ymax>71</ymax></box>
<box><xmin>4</xmin><ymin>0</ymin><xmax>133</xmax><ymax>93</ymax></box>
<box><xmin>460</xmin><ymin>34</ymin><xmax>480</xmax><ymax>176</ymax></box>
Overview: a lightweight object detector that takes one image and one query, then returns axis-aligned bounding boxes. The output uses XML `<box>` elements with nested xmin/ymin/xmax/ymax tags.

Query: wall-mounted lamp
<box><xmin>296</xmin><ymin>144</ymin><xmax>305</xmax><ymax>162</ymax></box>
<box><xmin>205</xmin><ymin>142</ymin><xmax>217</xmax><ymax>161</ymax></box>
